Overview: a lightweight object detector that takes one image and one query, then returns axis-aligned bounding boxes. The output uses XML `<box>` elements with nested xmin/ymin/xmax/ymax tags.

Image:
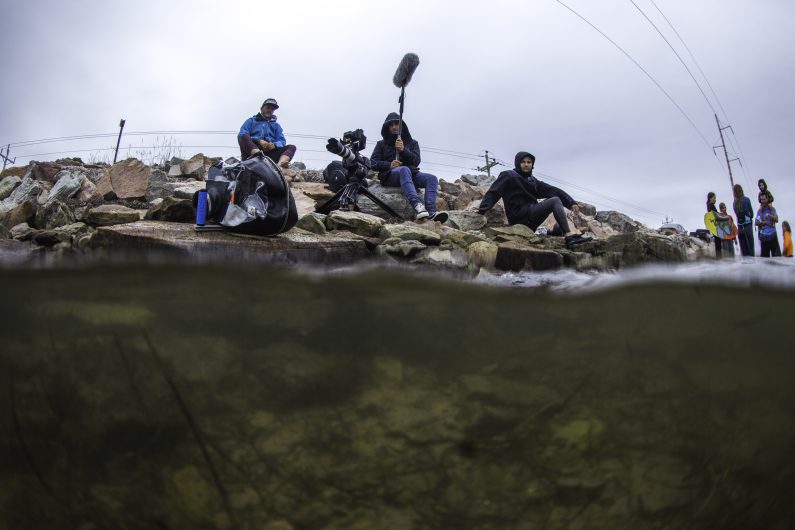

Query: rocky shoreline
<box><xmin>0</xmin><ymin>155</ymin><xmax>711</xmax><ymax>272</ymax></box>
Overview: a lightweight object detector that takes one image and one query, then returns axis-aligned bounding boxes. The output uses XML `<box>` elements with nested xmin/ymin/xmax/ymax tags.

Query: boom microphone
<box><xmin>392</xmin><ymin>53</ymin><xmax>420</xmax><ymax>88</ymax></box>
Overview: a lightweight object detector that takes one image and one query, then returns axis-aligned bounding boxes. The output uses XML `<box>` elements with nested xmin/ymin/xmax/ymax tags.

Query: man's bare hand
<box><xmin>395</xmin><ymin>137</ymin><xmax>404</xmax><ymax>152</ymax></box>
<box><xmin>390</xmin><ymin>160</ymin><xmax>402</xmax><ymax>169</ymax></box>
<box><xmin>258</xmin><ymin>140</ymin><xmax>276</xmax><ymax>152</ymax></box>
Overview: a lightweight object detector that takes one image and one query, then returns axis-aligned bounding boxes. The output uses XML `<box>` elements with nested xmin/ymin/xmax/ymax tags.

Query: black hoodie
<box><xmin>370</xmin><ymin>112</ymin><xmax>422</xmax><ymax>183</ymax></box>
<box><xmin>477</xmin><ymin>151</ymin><xmax>576</xmax><ymax>224</ymax></box>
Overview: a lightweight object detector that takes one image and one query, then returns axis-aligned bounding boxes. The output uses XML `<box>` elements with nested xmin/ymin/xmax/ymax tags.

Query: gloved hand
<box><xmin>326</xmin><ymin>138</ymin><xmax>344</xmax><ymax>155</ymax></box>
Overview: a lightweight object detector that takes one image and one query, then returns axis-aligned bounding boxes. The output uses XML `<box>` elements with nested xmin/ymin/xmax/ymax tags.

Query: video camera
<box><xmin>326</xmin><ymin>129</ymin><xmax>367</xmax><ymax>169</ymax></box>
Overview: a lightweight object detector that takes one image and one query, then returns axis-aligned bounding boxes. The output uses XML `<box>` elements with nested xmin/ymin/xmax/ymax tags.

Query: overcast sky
<box><xmin>2</xmin><ymin>0</ymin><xmax>793</xmax><ymax>232</ymax></box>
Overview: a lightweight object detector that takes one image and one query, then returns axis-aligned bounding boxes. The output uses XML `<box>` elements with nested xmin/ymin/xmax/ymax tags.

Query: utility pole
<box><xmin>1</xmin><ymin>144</ymin><xmax>15</xmax><ymax>172</ymax></box>
<box><xmin>113</xmin><ymin>118</ymin><xmax>126</xmax><ymax>164</ymax></box>
<box><xmin>714</xmin><ymin>114</ymin><xmax>739</xmax><ymax>190</ymax></box>
<box><xmin>476</xmin><ymin>150</ymin><xmax>499</xmax><ymax>178</ymax></box>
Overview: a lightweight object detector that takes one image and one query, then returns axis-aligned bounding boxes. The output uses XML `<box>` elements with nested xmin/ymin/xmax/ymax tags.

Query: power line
<box><xmin>646</xmin><ymin>0</ymin><xmax>756</xmax><ymax>182</ymax></box>
<box><xmin>629</xmin><ymin>0</ymin><xmax>717</xmax><ymax>116</ymax></box>
<box><xmin>553</xmin><ymin>0</ymin><xmax>714</xmax><ymax>151</ymax></box>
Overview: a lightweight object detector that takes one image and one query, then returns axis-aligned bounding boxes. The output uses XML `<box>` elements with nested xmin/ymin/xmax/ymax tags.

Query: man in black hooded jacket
<box><xmin>477</xmin><ymin>151</ymin><xmax>588</xmax><ymax>246</ymax></box>
<box><xmin>370</xmin><ymin>112</ymin><xmax>446</xmax><ymax>221</ymax></box>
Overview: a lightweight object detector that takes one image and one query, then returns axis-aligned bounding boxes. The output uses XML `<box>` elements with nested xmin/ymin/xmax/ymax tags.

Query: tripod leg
<box><xmin>315</xmin><ymin>188</ymin><xmax>345</xmax><ymax>214</ymax></box>
<box><xmin>358</xmin><ymin>188</ymin><xmax>403</xmax><ymax>220</ymax></box>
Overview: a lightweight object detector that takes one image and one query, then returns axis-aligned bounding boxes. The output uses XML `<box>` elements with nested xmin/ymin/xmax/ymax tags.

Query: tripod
<box><xmin>316</xmin><ymin>180</ymin><xmax>402</xmax><ymax>220</ymax></box>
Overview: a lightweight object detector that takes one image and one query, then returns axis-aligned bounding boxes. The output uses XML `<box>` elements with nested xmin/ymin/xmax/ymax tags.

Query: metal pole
<box><xmin>1</xmin><ymin>145</ymin><xmax>8</xmax><ymax>172</ymax></box>
<box><xmin>715</xmin><ymin>114</ymin><xmax>735</xmax><ymax>189</ymax></box>
<box><xmin>484</xmin><ymin>151</ymin><xmax>491</xmax><ymax>179</ymax></box>
<box><xmin>113</xmin><ymin>118</ymin><xmax>126</xmax><ymax>164</ymax></box>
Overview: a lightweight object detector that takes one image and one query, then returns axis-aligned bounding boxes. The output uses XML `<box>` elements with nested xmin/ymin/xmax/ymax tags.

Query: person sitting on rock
<box><xmin>238</xmin><ymin>98</ymin><xmax>297</xmax><ymax>169</ymax></box>
<box><xmin>477</xmin><ymin>151</ymin><xmax>589</xmax><ymax>247</ymax></box>
<box><xmin>370</xmin><ymin>112</ymin><xmax>446</xmax><ymax>222</ymax></box>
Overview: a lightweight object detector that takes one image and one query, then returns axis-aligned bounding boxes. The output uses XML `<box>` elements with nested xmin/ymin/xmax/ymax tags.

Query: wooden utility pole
<box><xmin>714</xmin><ymin>114</ymin><xmax>739</xmax><ymax>190</ymax></box>
<box><xmin>113</xmin><ymin>118</ymin><xmax>126</xmax><ymax>164</ymax></box>
<box><xmin>0</xmin><ymin>144</ymin><xmax>14</xmax><ymax>172</ymax></box>
<box><xmin>476</xmin><ymin>150</ymin><xmax>499</xmax><ymax>178</ymax></box>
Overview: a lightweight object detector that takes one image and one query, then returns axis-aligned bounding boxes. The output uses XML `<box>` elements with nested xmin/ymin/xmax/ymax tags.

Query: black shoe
<box><xmin>565</xmin><ymin>234</ymin><xmax>590</xmax><ymax>248</ymax></box>
<box><xmin>429</xmin><ymin>211</ymin><xmax>449</xmax><ymax>223</ymax></box>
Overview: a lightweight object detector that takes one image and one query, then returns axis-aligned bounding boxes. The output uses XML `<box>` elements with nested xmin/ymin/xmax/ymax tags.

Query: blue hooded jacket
<box><xmin>238</xmin><ymin>114</ymin><xmax>286</xmax><ymax>148</ymax></box>
<box><xmin>370</xmin><ymin>112</ymin><xmax>422</xmax><ymax>183</ymax></box>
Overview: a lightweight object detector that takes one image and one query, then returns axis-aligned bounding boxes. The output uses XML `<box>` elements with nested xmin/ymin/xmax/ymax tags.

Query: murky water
<box><xmin>1</xmin><ymin>261</ymin><xmax>793</xmax><ymax>529</ymax></box>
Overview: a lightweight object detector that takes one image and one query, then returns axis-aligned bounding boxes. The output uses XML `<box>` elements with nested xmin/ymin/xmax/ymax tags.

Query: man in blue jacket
<box><xmin>237</xmin><ymin>98</ymin><xmax>297</xmax><ymax>169</ymax></box>
<box><xmin>370</xmin><ymin>112</ymin><xmax>445</xmax><ymax>221</ymax></box>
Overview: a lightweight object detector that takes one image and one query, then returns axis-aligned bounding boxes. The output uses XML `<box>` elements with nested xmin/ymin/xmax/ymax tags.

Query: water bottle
<box><xmin>196</xmin><ymin>190</ymin><xmax>208</xmax><ymax>225</ymax></box>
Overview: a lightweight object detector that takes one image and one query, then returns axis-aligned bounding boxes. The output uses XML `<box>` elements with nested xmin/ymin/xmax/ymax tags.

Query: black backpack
<box><xmin>323</xmin><ymin>160</ymin><xmax>349</xmax><ymax>192</ymax></box>
<box><xmin>197</xmin><ymin>155</ymin><xmax>298</xmax><ymax>236</ymax></box>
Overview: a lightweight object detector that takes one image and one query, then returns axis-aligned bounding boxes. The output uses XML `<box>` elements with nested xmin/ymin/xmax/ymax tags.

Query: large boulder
<box><xmin>325</xmin><ymin>210</ymin><xmax>385</xmax><ymax>237</ymax></box>
<box><xmin>0</xmin><ymin>176</ymin><xmax>22</xmax><ymax>200</ymax></box>
<box><xmin>600</xmin><ymin>231</ymin><xmax>689</xmax><ymax>266</ymax></box>
<box><xmin>444</xmin><ymin>210</ymin><xmax>487</xmax><ymax>232</ymax></box>
<box><xmin>295</xmin><ymin>213</ymin><xmax>327</xmax><ymax>235</ymax></box>
<box><xmin>34</xmin><ymin>199</ymin><xmax>76</xmax><ymax>229</ymax></box>
<box><xmin>46</xmin><ymin>169</ymin><xmax>84</xmax><ymax>204</ymax></box>
<box><xmin>29</xmin><ymin>162</ymin><xmax>62</xmax><ymax>183</ymax></box>
<box><xmin>461</xmin><ymin>173</ymin><xmax>495</xmax><ymax>187</ymax></box>
<box><xmin>595</xmin><ymin>211</ymin><xmax>641</xmax><ymax>234</ymax></box>
<box><xmin>495</xmin><ymin>241</ymin><xmax>564</xmax><ymax>271</ymax></box>
<box><xmin>484</xmin><ymin>224</ymin><xmax>541</xmax><ymax>244</ymax></box>
<box><xmin>379</xmin><ymin>223</ymin><xmax>441</xmax><ymax>245</ymax></box>
<box><xmin>145</xmin><ymin>169</ymin><xmax>174</xmax><ymax>202</ymax></box>
<box><xmin>85</xmin><ymin>204</ymin><xmax>141</xmax><ymax>226</ymax></box>
<box><xmin>467</xmin><ymin>240</ymin><xmax>499</xmax><ymax>269</ymax></box>
<box><xmin>178</xmin><ymin>153</ymin><xmax>216</xmax><ymax>180</ymax></box>
<box><xmin>451</xmin><ymin>182</ymin><xmax>485</xmax><ymax>210</ymax></box>
<box><xmin>144</xmin><ymin>197</ymin><xmax>194</xmax><ymax>223</ymax></box>
<box><xmin>0</xmin><ymin>177</ymin><xmax>42</xmax><ymax>228</ymax></box>
<box><xmin>353</xmin><ymin>182</ymin><xmax>416</xmax><ymax>220</ymax></box>
<box><xmin>109</xmin><ymin>158</ymin><xmax>151</xmax><ymax>199</ymax></box>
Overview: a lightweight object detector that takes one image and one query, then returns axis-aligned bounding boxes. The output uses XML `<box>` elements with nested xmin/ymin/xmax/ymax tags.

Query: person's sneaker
<box><xmin>414</xmin><ymin>203</ymin><xmax>430</xmax><ymax>220</ymax></box>
<box><xmin>429</xmin><ymin>211</ymin><xmax>449</xmax><ymax>223</ymax></box>
<box><xmin>565</xmin><ymin>234</ymin><xmax>590</xmax><ymax>248</ymax></box>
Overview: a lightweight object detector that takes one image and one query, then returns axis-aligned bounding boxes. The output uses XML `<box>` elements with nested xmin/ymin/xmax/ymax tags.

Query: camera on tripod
<box><xmin>326</xmin><ymin>129</ymin><xmax>367</xmax><ymax>169</ymax></box>
<box><xmin>317</xmin><ymin>128</ymin><xmax>400</xmax><ymax>219</ymax></box>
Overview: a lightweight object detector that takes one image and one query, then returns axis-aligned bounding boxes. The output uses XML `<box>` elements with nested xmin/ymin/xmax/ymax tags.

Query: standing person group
<box><xmin>710</xmin><ymin>178</ymin><xmax>791</xmax><ymax>258</ymax></box>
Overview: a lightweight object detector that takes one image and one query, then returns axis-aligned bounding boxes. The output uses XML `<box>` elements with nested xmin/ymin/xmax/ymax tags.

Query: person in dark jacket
<box><xmin>477</xmin><ymin>151</ymin><xmax>588</xmax><ymax>246</ymax></box>
<box><xmin>370</xmin><ymin>112</ymin><xmax>445</xmax><ymax>221</ymax></box>
<box><xmin>238</xmin><ymin>98</ymin><xmax>297</xmax><ymax>168</ymax></box>
<box><xmin>732</xmin><ymin>184</ymin><xmax>755</xmax><ymax>256</ymax></box>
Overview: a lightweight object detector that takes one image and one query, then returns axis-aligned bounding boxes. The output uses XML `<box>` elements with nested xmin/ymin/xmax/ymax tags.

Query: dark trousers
<box><xmin>737</xmin><ymin>223</ymin><xmax>754</xmax><ymax>256</ymax></box>
<box><xmin>520</xmin><ymin>197</ymin><xmax>571</xmax><ymax>235</ymax></box>
<box><xmin>238</xmin><ymin>134</ymin><xmax>297</xmax><ymax>163</ymax></box>
<box><xmin>713</xmin><ymin>236</ymin><xmax>722</xmax><ymax>258</ymax></box>
<box><xmin>760</xmin><ymin>235</ymin><xmax>782</xmax><ymax>257</ymax></box>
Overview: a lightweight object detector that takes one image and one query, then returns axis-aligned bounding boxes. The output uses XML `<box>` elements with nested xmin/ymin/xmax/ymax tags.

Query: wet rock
<box><xmin>445</xmin><ymin>210</ymin><xmax>487</xmax><ymax>231</ymax></box>
<box><xmin>467</xmin><ymin>241</ymin><xmax>498</xmax><ymax>268</ymax></box>
<box><xmin>326</xmin><ymin>210</ymin><xmax>385</xmax><ymax>237</ymax></box>
<box><xmin>601</xmin><ymin>231</ymin><xmax>688</xmax><ymax>266</ymax></box>
<box><xmin>438</xmin><ymin>225</ymin><xmax>487</xmax><ymax>249</ymax></box>
<box><xmin>145</xmin><ymin>197</ymin><xmax>194</xmax><ymax>223</ymax></box>
<box><xmin>484</xmin><ymin>224</ymin><xmax>541</xmax><ymax>244</ymax></box>
<box><xmin>85</xmin><ymin>204</ymin><xmax>141</xmax><ymax>226</ymax></box>
<box><xmin>379</xmin><ymin>223</ymin><xmax>441</xmax><ymax>245</ymax></box>
<box><xmin>381</xmin><ymin>238</ymin><xmax>427</xmax><ymax>258</ymax></box>
<box><xmin>89</xmin><ymin>221</ymin><xmax>371</xmax><ymax>264</ymax></box>
<box><xmin>0</xmin><ymin>176</ymin><xmax>21</xmax><ymax>200</ymax></box>
<box><xmin>411</xmin><ymin>246</ymin><xmax>468</xmax><ymax>268</ymax></box>
<box><xmin>109</xmin><ymin>158</ymin><xmax>151</xmax><ymax>199</ymax></box>
<box><xmin>631</xmin><ymin>455</ymin><xmax>701</xmax><ymax>514</ymax></box>
<box><xmin>495</xmin><ymin>241</ymin><xmax>563</xmax><ymax>271</ymax></box>
<box><xmin>0</xmin><ymin>224</ymin><xmax>9</xmax><ymax>239</ymax></box>
<box><xmin>295</xmin><ymin>213</ymin><xmax>327</xmax><ymax>235</ymax></box>
<box><xmin>35</xmin><ymin>199</ymin><xmax>76</xmax><ymax>229</ymax></box>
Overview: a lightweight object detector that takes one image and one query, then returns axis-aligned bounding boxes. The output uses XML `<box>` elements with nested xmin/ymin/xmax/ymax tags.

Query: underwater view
<box><xmin>1</xmin><ymin>260</ymin><xmax>794</xmax><ymax>530</ymax></box>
